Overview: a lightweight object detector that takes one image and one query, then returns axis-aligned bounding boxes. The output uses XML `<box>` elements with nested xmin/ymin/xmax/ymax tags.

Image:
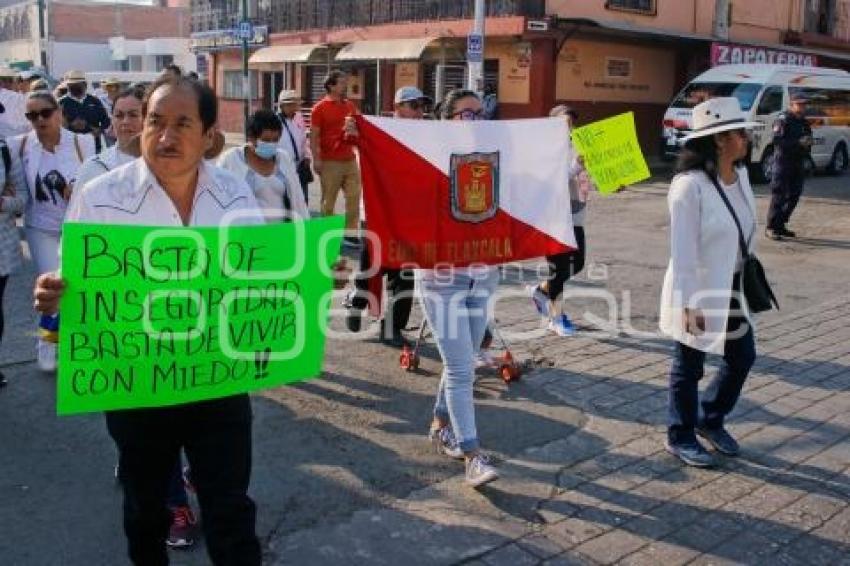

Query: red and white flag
<box><xmin>355</xmin><ymin>115</ymin><xmax>576</xmax><ymax>269</ymax></box>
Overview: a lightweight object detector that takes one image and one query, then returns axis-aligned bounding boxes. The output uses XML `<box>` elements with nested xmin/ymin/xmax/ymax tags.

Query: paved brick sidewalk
<box><xmin>269</xmin><ymin>294</ymin><xmax>850</xmax><ymax>565</ymax></box>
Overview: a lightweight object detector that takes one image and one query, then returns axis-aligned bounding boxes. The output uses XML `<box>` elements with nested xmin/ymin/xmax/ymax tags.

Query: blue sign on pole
<box><xmin>467</xmin><ymin>33</ymin><xmax>483</xmax><ymax>63</ymax></box>
<box><xmin>236</xmin><ymin>20</ymin><xmax>254</xmax><ymax>41</ymax></box>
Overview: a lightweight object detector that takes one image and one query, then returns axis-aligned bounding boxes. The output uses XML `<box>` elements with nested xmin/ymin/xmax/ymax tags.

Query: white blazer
<box><xmin>659</xmin><ymin>167</ymin><xmax>758</xmax><ymax>354</ymax></box>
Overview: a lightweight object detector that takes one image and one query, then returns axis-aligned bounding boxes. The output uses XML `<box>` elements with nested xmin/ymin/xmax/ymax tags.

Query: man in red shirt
<box><xmin>310</xmin><ymin>70</ymin><xmax>360</xmax><ymax>244</ymax></box>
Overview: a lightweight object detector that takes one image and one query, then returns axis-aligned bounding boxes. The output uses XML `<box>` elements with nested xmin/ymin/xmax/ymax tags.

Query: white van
<box><xmin>662</xmin><ymin>64</ymin><xmax>850</xmax><ymax>182</ymax></box>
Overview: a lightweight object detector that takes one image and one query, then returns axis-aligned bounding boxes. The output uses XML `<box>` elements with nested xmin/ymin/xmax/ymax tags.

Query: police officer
<box><xmin>766</xmin><ymin>94</ymin><xmax>812</xmax><ymax>240</ymax></box>
<box><xmin>58</xmin><ymin>70</ymin><xmax>110</xmax><ymax>152</ymax></box>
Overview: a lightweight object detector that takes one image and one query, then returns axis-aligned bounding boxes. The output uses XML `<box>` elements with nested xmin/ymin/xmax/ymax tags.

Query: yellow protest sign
<box><xmin>571</xmin><ymin>112</ymin><xmax>650</xmax><ymax>194</ymax></box>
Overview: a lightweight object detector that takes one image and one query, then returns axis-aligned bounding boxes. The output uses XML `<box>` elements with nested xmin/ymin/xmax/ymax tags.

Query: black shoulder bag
<box><xmin>708</xmin><ymin>174</ymin><xmax>779</xmax><ymax>313</ymax></box>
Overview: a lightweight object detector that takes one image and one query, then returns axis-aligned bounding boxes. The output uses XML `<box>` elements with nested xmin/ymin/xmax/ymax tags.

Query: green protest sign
<box><xmin>57</xmin><ymin>216</ymin><xmax>344</xmax><ymax>415</ymax></box>
<box><xmin>571</xmin><ymin>111</ymin><xmax>650</xmax><ymax>194</ymax></box>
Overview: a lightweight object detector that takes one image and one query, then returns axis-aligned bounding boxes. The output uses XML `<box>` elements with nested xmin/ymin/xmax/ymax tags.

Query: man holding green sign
<box><xmin>34</xmin><ymin>76</ymin><xmax>341</xmax><ymax>566</ymax></box>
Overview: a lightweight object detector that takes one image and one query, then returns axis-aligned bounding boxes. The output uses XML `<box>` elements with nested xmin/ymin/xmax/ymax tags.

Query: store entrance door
<box><xmin>362</xmin><ymin>66</ymin><xmax>377</xmax><ymax>116</ymax></box>
<box><xmin>262</xmin><ymin>72</ymin><xmax>284</xmax><ymax>111</ymax></box>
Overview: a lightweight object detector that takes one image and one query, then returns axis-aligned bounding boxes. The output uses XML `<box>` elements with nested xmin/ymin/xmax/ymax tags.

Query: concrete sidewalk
<box><xmin>269</xmin><ymin>296</ymin><xmax>850</xmax><ymax>565</ymax></box>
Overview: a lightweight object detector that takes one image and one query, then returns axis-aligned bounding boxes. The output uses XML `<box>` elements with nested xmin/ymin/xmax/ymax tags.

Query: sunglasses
<box><xmin>451</xmin><ymin>108</ymin><xmax>484</xmax><ymax>121</ymax></box>
<box><xmin>402</xmin><ymin>100</ymin><xmax>424</xmax><ymax>110</ymax></box>
<box><xmin>25</xmin><ymin>108</ymin><xmax>56</xmax><ymax>122</ymax></box>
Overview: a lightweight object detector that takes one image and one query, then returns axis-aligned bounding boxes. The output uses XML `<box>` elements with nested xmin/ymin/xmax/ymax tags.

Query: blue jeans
<box><xmin>419</xmin><ymin>268</ymin><xmax>498</xmax><ymax>453</ymax></box>
<box><xmin>667</xmin><ymin>300</ymin><xmax>756</xmax><ymax>446</ymax></box>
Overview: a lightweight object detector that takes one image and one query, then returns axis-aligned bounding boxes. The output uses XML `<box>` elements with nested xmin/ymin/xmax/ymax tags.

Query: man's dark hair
<box><xmin>323</xmin><ymin>70</ymin><xmax>347</xmax><ymax>93</ymax></box>
<box><xmin>164</xmin><ymin>63</ymin><xmax>183</xmax><ymax>77</ymax></box>
<box><xmin>142</xmin><ymin>75</ymin><xmax>217</xmax><ymax>132</ymax></box>
<box><xmin>439</xmin><ymin>89</ymin><xmax>479</xmax><ymax>120</ymax></box>
<box><xmin>246</xmin><ymin>109</ymin><xmax>282</xmax><ymax>139</ymax></box>
<box><xmin>187</xmin><ymin>71</ymin><xmax>200</xmax><ymax>81</ymax></box>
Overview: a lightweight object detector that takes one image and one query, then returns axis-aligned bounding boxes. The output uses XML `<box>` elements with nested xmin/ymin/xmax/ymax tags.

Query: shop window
<box><xmin>223</xmin><ymin>70</ymin><xmax>259</xmax><ymax>99</ymax></box>
<box><xmin>605</xmin><ymin>58</ymin><xmax>633</xmax><ymax>80</ymax></box>
<box><xmin>756</xmin><ymin>86</ymin><xmax>784</xmax><ymax>115</ymax></box>
<box><xmin>605</xmin><ymin>0</ymin><xmax>656</xmax><ymax>16</ymax></box>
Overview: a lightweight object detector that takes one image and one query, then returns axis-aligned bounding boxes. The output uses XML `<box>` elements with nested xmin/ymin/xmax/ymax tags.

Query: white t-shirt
<box><xmin>245</xmin><ymin>167</ymin><xmax>292</xmax><ymax>222</ymax></box>
<box><xmin>31</xmin><ymin>149</ymin><xmax>73</xmax><ymax>232</ymax></box>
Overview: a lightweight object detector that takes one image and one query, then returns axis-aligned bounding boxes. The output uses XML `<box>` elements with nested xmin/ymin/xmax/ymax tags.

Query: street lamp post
<box><xmin>466</xmin><ymin>0</ymin><xmax>485</xmax><ymax>95</ymax></box>
<box><xmin>241</xmin><ymin>0</ymin><xmax>250</xmax><ymax>137</ymax></box>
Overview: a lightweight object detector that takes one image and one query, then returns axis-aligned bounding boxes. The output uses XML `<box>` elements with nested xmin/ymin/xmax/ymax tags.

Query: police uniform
<box><xmin>66</xmin><ymin>158</ymin><xmax>264</xmax><ymax>566</ymax></box>
<box><xmin>58</xmin><ymin>93</ymin><xmax>110</xmax><ymax>147</ymax></box>
<box><xmin>766</xmin><ymin>108</ymin><xmax>812</xmax><ymax>233</ymax></box>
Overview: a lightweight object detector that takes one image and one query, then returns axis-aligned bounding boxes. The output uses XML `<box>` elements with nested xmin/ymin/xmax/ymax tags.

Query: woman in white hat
<box><xmin>660</xmin><ymin>97</ymin><xmax>760</xmax><ymax>468</ymax></box>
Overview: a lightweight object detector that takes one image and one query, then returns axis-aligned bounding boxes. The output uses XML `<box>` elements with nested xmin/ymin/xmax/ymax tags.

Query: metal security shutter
<box><xmin>306</xmin><ymin>65</ymin><xmax>327</xmax><ymax>106</ymax></box>
<box><xmin>422</xmin><ymin>60</ymin><xmax>499</xmax><ymax>103</ymax></box>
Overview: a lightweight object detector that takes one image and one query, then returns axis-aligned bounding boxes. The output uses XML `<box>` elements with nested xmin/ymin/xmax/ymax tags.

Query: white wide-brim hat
<box><xmin>277</xmin><ymin>89</ymin><xmax>302</xmax><ymax>104</ymax></box>
<box><xmin>681</xmin><ymin>97</ymin><xmax>760</xmax><ymax>143</ymax></box>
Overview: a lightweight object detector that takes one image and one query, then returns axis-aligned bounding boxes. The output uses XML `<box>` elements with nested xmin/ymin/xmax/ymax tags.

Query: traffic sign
<box><xmin>236</xmin><ymin>20</ymin><xmax>254</xmax><ymax>41</ymax></box>
<box><xmin>467</xmin><ymin>33</ymin><xmax>483</xmax><ymax>62</ymax></box>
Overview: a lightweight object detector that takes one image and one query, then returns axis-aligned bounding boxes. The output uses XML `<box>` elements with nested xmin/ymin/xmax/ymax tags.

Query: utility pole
<box><xmin>713</xmin><ymin>0</ymin><xmax>730</xmax><ymax>39</ymax></box>
<box><xmin>466</xmin><ymin>0</ymin><xmax>485</xmax><ymax>94</ymax></box>
<box><xmin>240</xmin><ymin>0</ymin><xmax>250</xmax><ymax>136</ymax></box>
<box><xmin>37</xmin><ymin>0</ymin><xmax>47</xmax><ymax>71</ymax></box>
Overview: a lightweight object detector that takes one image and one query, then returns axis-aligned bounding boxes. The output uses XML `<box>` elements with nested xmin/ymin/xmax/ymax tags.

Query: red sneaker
<box><xmin>166</xmin><ymin>506</ymin><xmax>197</xmax><ymax>549</ymax></box>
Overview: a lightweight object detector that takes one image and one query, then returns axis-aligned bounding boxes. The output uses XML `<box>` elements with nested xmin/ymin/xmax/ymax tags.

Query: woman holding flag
<box><xmin>421</xmin><ymin>89</ymin><xmax>500</xmax><ymax>488</ymax></box>
<box><xmin>352</xmin><ymin>89</ymin><xmax>575</xmax><ymax>488</ymax></box>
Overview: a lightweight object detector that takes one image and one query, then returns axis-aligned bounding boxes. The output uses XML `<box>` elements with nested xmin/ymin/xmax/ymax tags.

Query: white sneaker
<box><xmin>475</xmin><ymin>349</ymin><xmax>496</xmax><ymax>369</ymax></box>
<box><xmin>429</xmin><ymin>426</ymin><xmax>464</xmax><ymax>459</ymax></box>
<box><xmin>465</xmin><ymin>454</ymin><xmax>499</xmax><ymax>488</ymax></box>
<box><xmin>37</xmin><ymin>339</ymin><xmax>57</xmax><ymax>373</ymax></box>
<box><xmin>548</xmin><ymin>314</ymin><xmax>576</xmax><ymax>337</ymax></box>
<box><xmin>526</xmin><ymin>284</ymin><xmax>550</xmax><ymax>318</ymax></box>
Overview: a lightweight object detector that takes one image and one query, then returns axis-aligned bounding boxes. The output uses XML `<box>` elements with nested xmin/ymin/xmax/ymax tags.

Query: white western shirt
<box><xmin>65</xmin><ymin>158</ymin><xmax>263</xmax><ymax>227</ymax></box>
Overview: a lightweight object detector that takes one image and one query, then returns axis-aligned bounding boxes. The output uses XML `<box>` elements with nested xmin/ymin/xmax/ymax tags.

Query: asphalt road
<box><xmin>0</xmin><ymin>170</ymin><xmax>848</xmax><ymax>565</ymax></box>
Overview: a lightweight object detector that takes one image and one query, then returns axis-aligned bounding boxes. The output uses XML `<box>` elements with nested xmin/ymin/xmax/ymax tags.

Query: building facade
<box><xmin>0</xmin><ymin>0</ymin><xmax>193</xmax><ymax>80</ymax></box>
<box><xmin>191</xmin><ymin>0</ymin><xmax>850</xmax><ymax>154</ymax></box>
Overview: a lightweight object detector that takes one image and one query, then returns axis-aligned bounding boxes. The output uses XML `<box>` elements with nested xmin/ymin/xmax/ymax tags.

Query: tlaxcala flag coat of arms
<box><xmin>355</xmin><ymin>116</ymin><xmax>577</xmax><ymax>269</ymax></box>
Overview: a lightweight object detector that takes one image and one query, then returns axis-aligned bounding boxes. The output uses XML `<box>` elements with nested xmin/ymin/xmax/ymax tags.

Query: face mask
<box><xmin>254</xmin><ymin>141</ymin><xmax>277</xmax><ymax>160</ymax></box>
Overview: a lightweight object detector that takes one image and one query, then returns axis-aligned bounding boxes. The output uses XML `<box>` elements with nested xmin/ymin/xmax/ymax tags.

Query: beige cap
<box><xmin>277</xmin><ymin>89</ymin><xmax>302</xmax><ymax>104</ymax></box>
<box><xmin>64</xmin><ymin>69</ymin><xmax>86</xmax><ymax>83</ymax></box>
<box><xmin>102</xmin><ymin>77</ymin><xmax>121</xmax><ymax>87</ymax></box>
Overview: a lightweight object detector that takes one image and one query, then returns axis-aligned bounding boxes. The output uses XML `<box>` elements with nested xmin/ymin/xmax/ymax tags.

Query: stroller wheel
<box><xmin>501</xmin><ymin>364</ymin><xmax>521</xmax><ymax>383</ymax></box>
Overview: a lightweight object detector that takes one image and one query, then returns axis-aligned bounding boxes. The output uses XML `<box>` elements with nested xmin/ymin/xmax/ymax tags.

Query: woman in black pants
<box><xmin>528</xmin><ymin>105</ymin><xmax>590</xmax><ymax>337</ymax></box>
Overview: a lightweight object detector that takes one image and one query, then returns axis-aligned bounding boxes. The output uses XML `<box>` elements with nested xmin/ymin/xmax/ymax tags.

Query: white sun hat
<box><xmin>681</xmin><ymin>97</ymin><xmax>760</xmax><ymax>143</ymax></box>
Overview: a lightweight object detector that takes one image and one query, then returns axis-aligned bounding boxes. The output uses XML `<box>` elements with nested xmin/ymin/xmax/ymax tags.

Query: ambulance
<box><xmin>662</xmin><ymin>64</ymin><xmax>850</xmax><ymax>182</ymax></box>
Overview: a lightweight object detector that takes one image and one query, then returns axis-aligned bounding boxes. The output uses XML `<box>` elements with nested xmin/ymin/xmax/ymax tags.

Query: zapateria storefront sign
<box><xmin>711</xmin><ymin>41</ymin><xmax>818</xmax><ymax>67</ymax></box>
